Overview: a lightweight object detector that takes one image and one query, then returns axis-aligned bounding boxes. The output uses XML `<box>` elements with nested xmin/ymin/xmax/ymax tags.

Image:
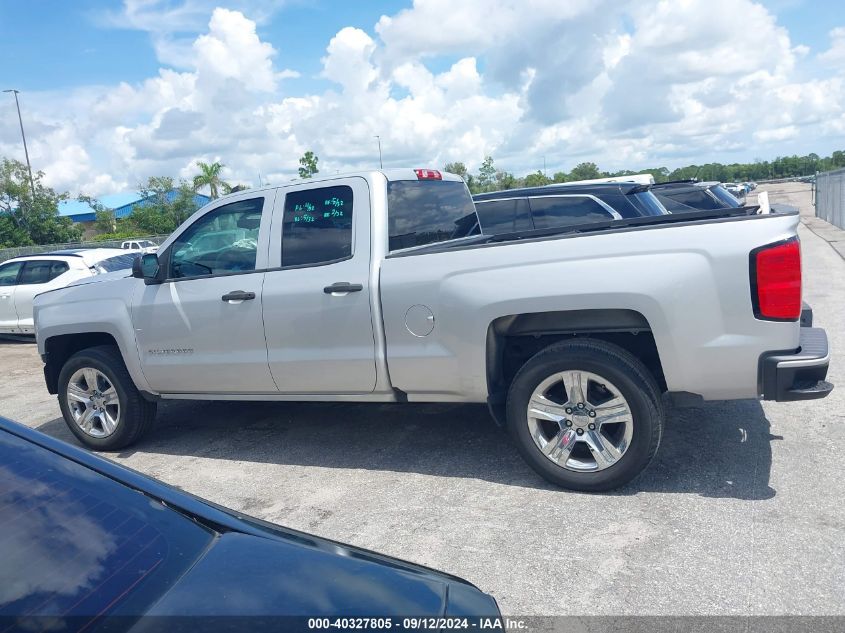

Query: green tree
<box><xmin>523</xmin><ymin>170</ymin><xmax>551</xmax><ymax>187</ymax></box>
<box><xmin>77</xmin><ymin>194</ymin><xmax>117</xmax><ymax>234</ymax></box>
<box><xmin>128</xmin><ymin>178</ymin><xmax>200</xmax><ymax>235</ymax></box>
<box><xmin>495</xmin><ymin>170</ymin><xmax>520</xmax><ymax>190</ymax></box>
<box><xmin>193</xmin><ymin>161</ymin><xmax>229</xmax><ymax>199</ymax></box>
<box><xmin>444</xmin><ymin>162</ymin><xmax>469</xmax><ymax>180</ymax></box>
<box><xmin>0</xmin><ymin>157</ymin><xmax>81</xmax><ymax>247</ymax></box>
<box><xmin>95</xmin><ymin>209</ymin><xmax>116</xmax><ymax>234</ymax></box>
<box><xmin>0</xmin><ymin>215</ymin><xmax>31</xmax><ymax>248</ymax></box>
<box><xmin>476</xmin><ymin>156</ymin><xmax>497</xmax><ymax>192</ymax></box>
<box><xmin>568</xmin><ymin>162</ymin><xmax>602</xmax><ymax>181</ymax></box>
<box><xmin>298</xmin><ymin>151</ymin><xmax>319</xmax><ymax>179</ymax></box>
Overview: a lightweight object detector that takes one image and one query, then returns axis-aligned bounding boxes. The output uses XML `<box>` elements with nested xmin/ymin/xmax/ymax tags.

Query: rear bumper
<box><xmin>801</xmin><ymin>301</ymin><xmax>813</xmax><ymax>327</ymax></box>
<box><xmin>759</xmin><ymin>326</ymin><xmax>833</xmax><ymax>401</ymax></box>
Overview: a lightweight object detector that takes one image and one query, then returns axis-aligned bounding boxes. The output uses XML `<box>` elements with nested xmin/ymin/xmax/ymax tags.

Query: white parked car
<box><xmin>120</xmin><ymin>239</ymin><xmax>159</xmax><ymax>253</ymax></box>
<box><xmin>0</xmin><ymin>249</ymin><xmax>138</xmax><ymax>335</ymax></box>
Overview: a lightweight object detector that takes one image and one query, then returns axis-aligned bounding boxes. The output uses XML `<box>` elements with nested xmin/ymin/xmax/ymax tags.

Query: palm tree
<box><xmin>193</xmin><ymin>161</ymin><xmax>229</xmax><ymax>199</ymax></box>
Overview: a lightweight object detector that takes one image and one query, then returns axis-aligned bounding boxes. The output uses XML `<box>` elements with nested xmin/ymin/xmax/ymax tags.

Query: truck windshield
<box><xmin>387</xmin><ymin>180</ymin><xmax>479</xmax><ymax>251</ymax></box>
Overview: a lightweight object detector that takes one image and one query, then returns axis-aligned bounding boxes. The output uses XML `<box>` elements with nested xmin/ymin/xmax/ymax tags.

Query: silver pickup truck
<box><xmin>34</xmin><ymin>169</ymin><xmax>832</xmax><ymax>491</ymax></box>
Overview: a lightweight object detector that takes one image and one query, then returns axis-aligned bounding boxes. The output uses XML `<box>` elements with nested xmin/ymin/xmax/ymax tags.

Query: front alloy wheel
<box><xmin>66</xmin><ymin>367</ymin><xmax>121</xmax><ymax>438</ymax></box>
<box><xmin>58</xmin><ymin>345</ymin><xmax>157</xmax><ymax>450</ymax></box>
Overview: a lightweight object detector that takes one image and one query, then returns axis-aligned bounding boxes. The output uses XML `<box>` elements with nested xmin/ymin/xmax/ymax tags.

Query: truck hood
<box><xmin>35</xmin><ymin>270</ymin><xmax>136</xmax><ymax>308</ymax></box>
<box><xmin>69</xmin><ymin>269</ymin><xmax>133</xmax><ymax>286</ymax></box>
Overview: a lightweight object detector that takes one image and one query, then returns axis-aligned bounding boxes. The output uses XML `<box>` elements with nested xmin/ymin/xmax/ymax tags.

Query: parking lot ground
<box><xmin>1</xmin><ymin>183</ymin><xmax>844</xmax><ymax>615</ymax></box>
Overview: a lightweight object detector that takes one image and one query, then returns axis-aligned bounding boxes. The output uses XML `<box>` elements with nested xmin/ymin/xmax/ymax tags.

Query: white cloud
<box><xmin>819</xmin><ymin>26</ymin><xmax>845</xmax><ymax>67</ymax></box>
<box><xmin>4</xmin><ymin>1</ymin><xmax>844</xmax><ymax>198</ymax></box>
<box><xmin>98</xmin><ymin>0</ymin><xmax>289</xmax><ymax>67</ymax></box>
<box><xmin>193</xmin><ymin>8</ymin><xmax>279</xmax><ymax>92</ymax></box>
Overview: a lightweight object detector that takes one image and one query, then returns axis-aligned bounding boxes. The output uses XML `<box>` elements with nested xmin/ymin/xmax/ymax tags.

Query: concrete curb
<box><xmin>802</xmin><ymin>215</ymin><xmax>845</xmax><ymax>261</ymax></box>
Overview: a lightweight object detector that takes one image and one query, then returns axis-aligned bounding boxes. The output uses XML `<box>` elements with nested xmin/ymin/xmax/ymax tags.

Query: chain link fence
<box><xmin>816</xmin><ymin>168</ymin><xmax>845</xmax><ymax>230</ymax></box>
<box><xmin>0</xmin><ymin>235</ymin><xmax>170</xmax><ymax>264</ymax></box>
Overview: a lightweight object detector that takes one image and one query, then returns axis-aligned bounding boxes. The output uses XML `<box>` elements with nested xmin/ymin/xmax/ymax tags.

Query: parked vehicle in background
<box><xmin>723</xmin><ymin>182</ymin><xmax>747</xmax><ymax>203</ymax></box>
<box><xmin>121</xmin><ymin>239</ymin><xmax>159</xmax><ymax>253</ymax></box>
<box><xmin>0</xmin><ymin>249</ymin><xmax>137</xmax><ymax>335</ymax></box>
<box><xmin>0</xmin><ymin>416</ymin><xmax>500</xmax><ymax>625</ymax></box>
<box><xmin>651</xmin><ymin>180</ymin><xmax>742</xmax><ymax>212</ymax></box>
<box><xmin>473</xmin><ymin>182</ymin><xmax>667</xmax><ymax>235</ymax></box>
<box><xmin>34</xmin><ymin>168</ymin><xmax>832</xmax><ymax>491</ymax></box>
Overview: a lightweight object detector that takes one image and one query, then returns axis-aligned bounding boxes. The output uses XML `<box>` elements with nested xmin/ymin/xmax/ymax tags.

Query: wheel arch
<box><xmin>485</xmin><ymin>309</ymin><xmax>666</xmax><ymax>424</ymax></box>
<box><xmin>42</xmin><ymin>331</ymin><xmax>152</xmax><ymax>397</ymax></box>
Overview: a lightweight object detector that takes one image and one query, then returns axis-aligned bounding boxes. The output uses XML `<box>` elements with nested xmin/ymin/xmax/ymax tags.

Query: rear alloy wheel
<box><xmin>506</xmin><ymin>339</ymin><xmax>663</xmax><ymax>492</ymax></box>
<box><xmin>527</xmin><ymin>370</ymin><xmax>634</xmax><ymax>472</ymax></box>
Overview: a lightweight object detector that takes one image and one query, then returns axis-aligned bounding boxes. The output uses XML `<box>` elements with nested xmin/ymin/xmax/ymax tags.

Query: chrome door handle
<box><xmin>323</xmin><ymin>282</ymin><xmax>363</xmax><ymax>294</ymax></box>
<box><xmin>221</xmin><ymin>290</ymin><xmax>256</xmax><ymax>302</ymax></box>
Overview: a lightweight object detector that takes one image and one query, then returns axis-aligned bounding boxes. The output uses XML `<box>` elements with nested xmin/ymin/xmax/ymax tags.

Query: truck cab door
<box><xmin>0</xmin><ymin>261</ymin><xmax>24</xmax><ymax>332</ymax></box>
<box><xmin>131</xmin><ymin>192</ymin><xmax>277</xmax><ymax>394</ymax></box>
<box><xmin>262</xmin><ymin>177</ymin><xmax>377</xmax><ymax>393</ymax></box>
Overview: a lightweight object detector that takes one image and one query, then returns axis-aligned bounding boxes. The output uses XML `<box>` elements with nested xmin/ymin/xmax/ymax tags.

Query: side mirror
<box><xmin>132</xmin><ymin>253</ymin><xmax>162</xmax><ymax>284</ymax></box>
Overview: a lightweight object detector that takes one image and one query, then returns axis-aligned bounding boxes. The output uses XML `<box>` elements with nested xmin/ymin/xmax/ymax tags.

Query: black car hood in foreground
<box><xmin>0</xmin><ymin>417</ymin><xmax>498</xmax><ymax>629</ymax></box>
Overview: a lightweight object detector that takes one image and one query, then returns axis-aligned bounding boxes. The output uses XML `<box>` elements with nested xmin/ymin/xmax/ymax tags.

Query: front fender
<box><xmin>34</xmin><ymin>282</ymin><xmax>154</xmax><ymax>395</ymax></box>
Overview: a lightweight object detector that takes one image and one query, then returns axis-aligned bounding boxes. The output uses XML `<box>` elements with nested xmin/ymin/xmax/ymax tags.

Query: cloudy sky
<box><xmin>1</xmin><ymin>0</ymin><xmax>844</xmax><ymax>197</ymax></box>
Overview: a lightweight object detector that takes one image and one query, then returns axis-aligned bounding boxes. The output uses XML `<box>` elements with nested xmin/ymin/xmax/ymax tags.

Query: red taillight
<box><xmin>414</xmin><ymin>169</ymin><xmax>442</xmax><ymax>180</ymax></box>
<box><xmin>751</xmin><ymin>238</ymin><xmax>801</xmax><ymax>320</ymax></box>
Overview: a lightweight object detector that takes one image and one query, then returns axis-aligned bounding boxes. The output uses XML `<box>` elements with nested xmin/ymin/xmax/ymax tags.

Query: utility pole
<box><xmin>374</xmin><ymin>135</ymin><xmax>383</xmax><ymax>169</ymax></box>
<box><xmin>3</xmin><ymin>89</ymin><xmax>36</xmax><ymax>201</ymax></box>
<box><xmin>543</xmin><ymin>156</ymin><xmax>547</xmax><ymax>177</ymax></box>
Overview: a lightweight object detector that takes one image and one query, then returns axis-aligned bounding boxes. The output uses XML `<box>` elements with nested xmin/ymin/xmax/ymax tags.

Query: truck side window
<box><xmin>387</xmin><ymin>180</ymin><xmax>478</xmax><ymax>251</ymax></box>
<box><xmin>169</xmin><ymin>198</ymin><xmax>264</xmax><ymax>279</ymax></box>
<box><xmin>475</xmin><ymin>198</ymin><xmax>533</xmax><ymax>234</ymax></box>
<box><xmin>529</xmin><ymin>196</ymin><xmax>615</xmax><ymax>229</ymax></box>
<box><xmin>281</xmin><ymin>185</ymin><xmax>353</xmax><ymax>268</ymax></box>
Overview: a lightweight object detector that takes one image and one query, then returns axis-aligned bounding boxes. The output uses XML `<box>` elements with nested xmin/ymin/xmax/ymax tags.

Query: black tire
<box><xmin>57</xmin><ymin>345</ymin><xmax>157</xmax><ymax>451</ymax></box>
<box><xmin>506</xmin><ymin>338</ymin><xmax>663</xmax><ymax>492</ymax></box>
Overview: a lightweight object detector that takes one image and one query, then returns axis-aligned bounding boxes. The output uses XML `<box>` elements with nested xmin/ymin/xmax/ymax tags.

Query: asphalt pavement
<box><xmin>1</xmin><ymin>182</ymin><xmax>843</xmax><ymax>615</ymax></box>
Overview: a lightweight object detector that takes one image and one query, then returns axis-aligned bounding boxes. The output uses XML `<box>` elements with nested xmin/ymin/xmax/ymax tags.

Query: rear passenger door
<box><xmin>12</xmin><ymin>260</ymin><xmax>72</xmax><ymax>332</ymax></box>
<box><xmin>262</xmin><ymin>177</ymin><xmax>377</xmax><ymax>393</ymax></box>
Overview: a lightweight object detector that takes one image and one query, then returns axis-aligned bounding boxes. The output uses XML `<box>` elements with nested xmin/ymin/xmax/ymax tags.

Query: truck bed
<box><xmin>379</xmin><ymin>206</ymin><xmax>802</xmax><ymax>402</ymax></box>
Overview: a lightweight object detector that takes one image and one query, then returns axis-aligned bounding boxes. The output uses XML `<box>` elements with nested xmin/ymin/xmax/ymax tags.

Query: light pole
<box><xmin>3</xmin><ymin>89</ymin><xmax>36</xmax><ymax>202</ymax></box>
<box><xmin>374</xmin><ymin>135</ymin><xmax>383</xmax><ymax>169</ymax></box>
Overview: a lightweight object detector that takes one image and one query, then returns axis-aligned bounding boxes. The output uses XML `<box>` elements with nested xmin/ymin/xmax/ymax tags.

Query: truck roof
<box><xmin>215</xmin><ymin>169</ymin><xmax>465</xmax><ymax>201</ymax></box>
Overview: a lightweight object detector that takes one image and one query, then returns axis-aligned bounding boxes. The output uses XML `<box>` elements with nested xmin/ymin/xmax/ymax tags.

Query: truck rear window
<box><xmin>387</xmin><ymin>180</ymin><xmax>478</xmax><ymax>251</ymax></box>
